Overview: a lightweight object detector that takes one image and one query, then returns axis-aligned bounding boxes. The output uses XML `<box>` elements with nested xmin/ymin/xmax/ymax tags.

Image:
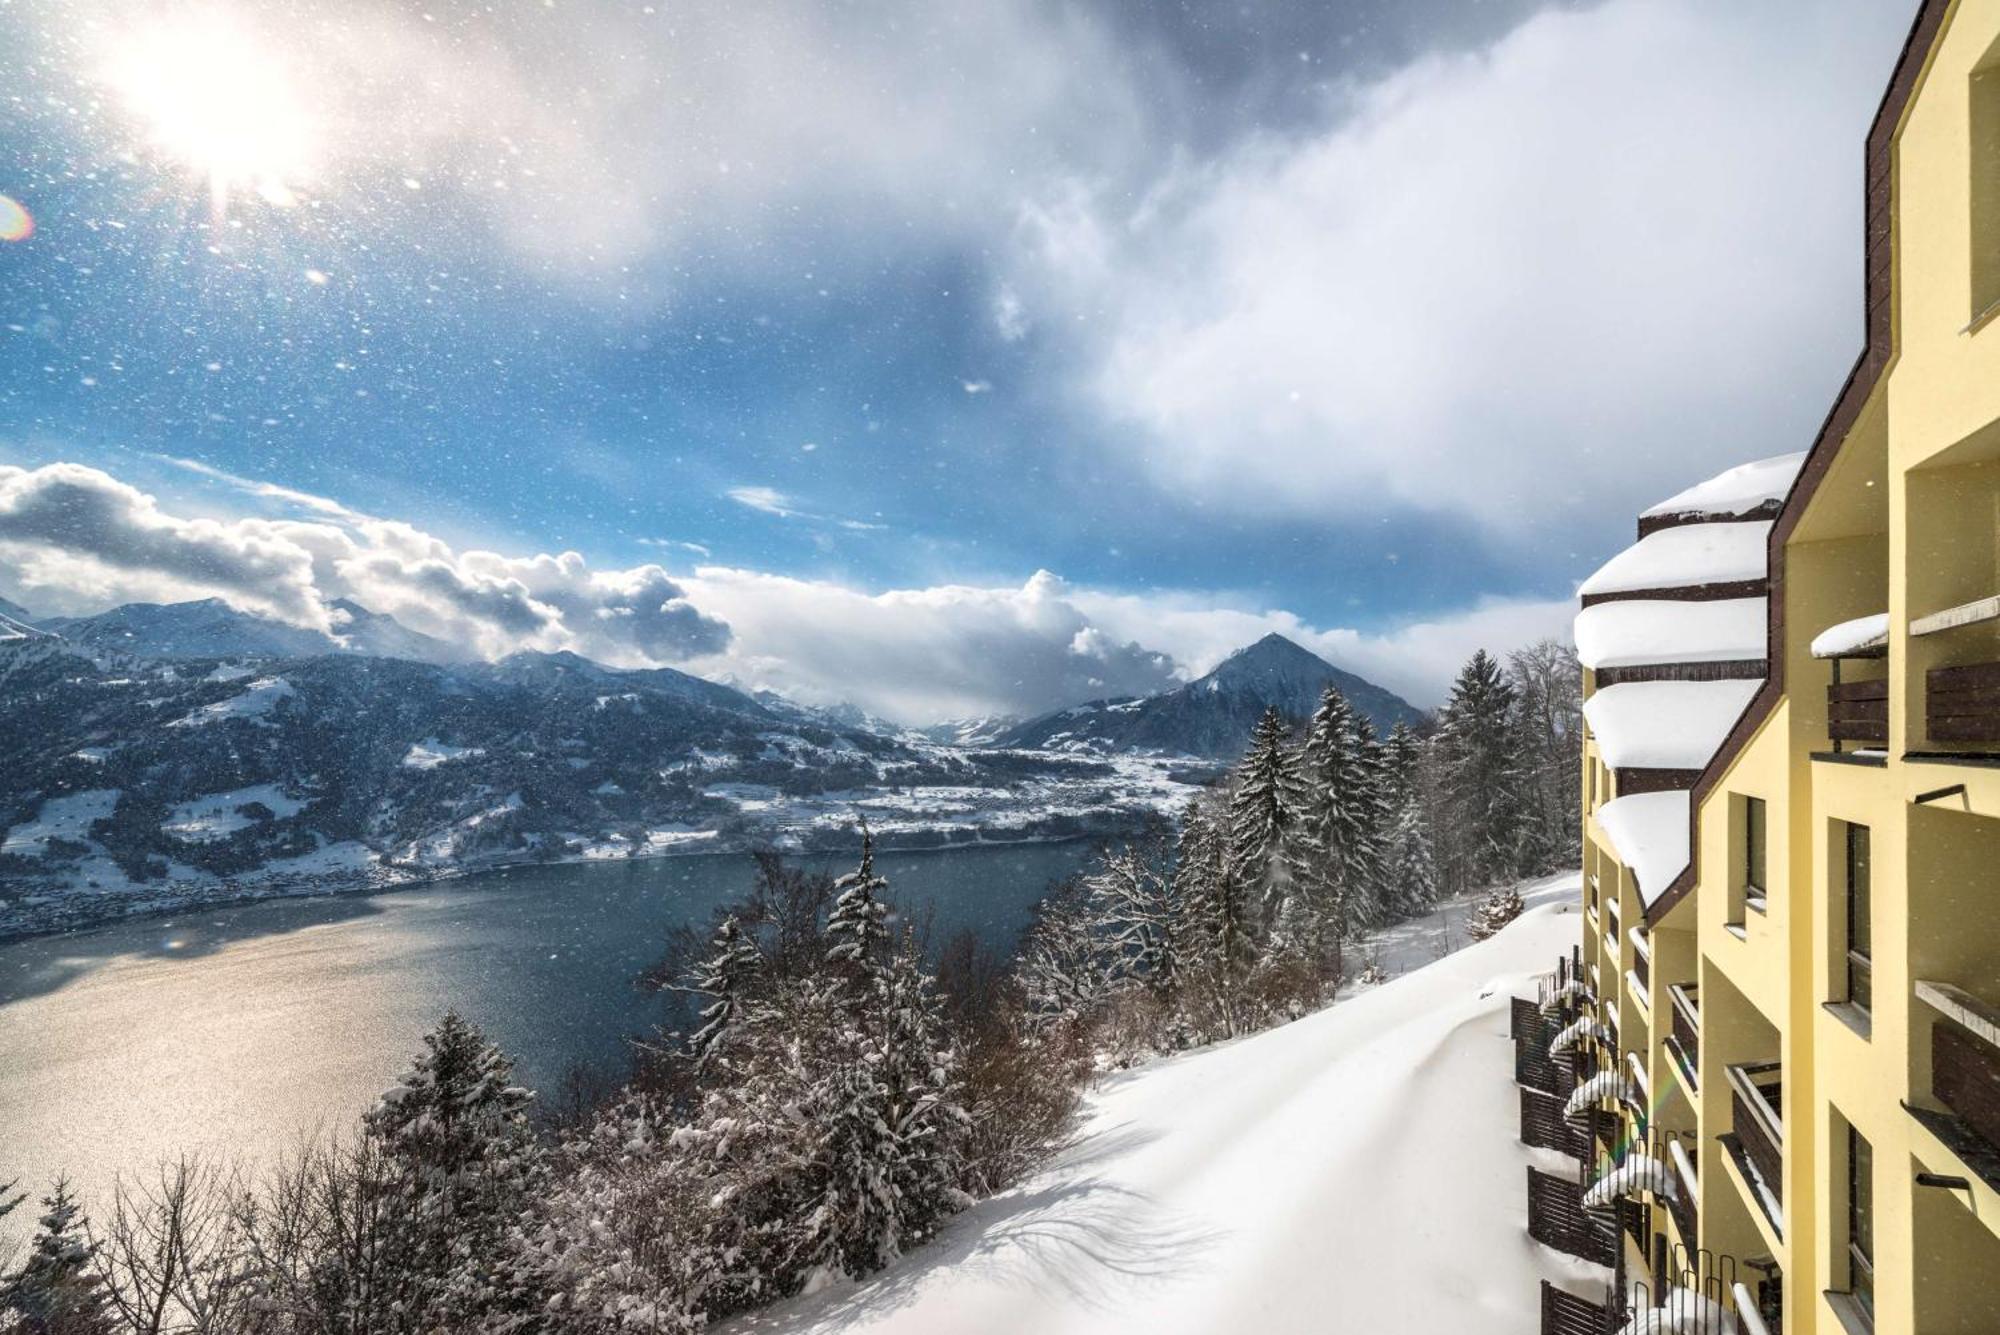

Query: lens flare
<box><xmin>0</xmin><ymin>195</ymin><xmax>32</xmax><ymax>242</ymax></box>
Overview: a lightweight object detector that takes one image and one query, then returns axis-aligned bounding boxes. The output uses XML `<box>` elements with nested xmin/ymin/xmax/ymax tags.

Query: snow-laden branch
<box><xmin>1548</xmin><ymin>1016</ymin><xmax>1610</xmax><ymax>1057</ymax></box>
<box><xmin>1583</xmin><ymin>1152</ymin><xmax>1680</xmax><ymax>1208</ymax></box>
<box><xmin>1563</xmin><ymin>1070</ymin><xmax>1638</xmax><ymax>1121</ymax></box>
<box><xmin>1615</xmin><ymin>1287</ymin><xmax>1740</xmax><ymax>1335</ymax></box>
<box><xmin>1540</xmin><ymin>978</ymin><xmax>1595</xmax><ymax>1017</ymax></box>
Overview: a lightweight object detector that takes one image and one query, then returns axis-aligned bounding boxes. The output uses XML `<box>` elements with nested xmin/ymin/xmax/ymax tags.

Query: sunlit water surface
<box><xmin>0</xmin><ymin>843</ymin><xmax>1088</xmax><ymax>1227</ymax></box>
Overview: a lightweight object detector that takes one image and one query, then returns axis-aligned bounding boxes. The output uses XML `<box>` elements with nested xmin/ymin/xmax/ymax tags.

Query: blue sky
<box><xmin>0</xmin><ymin>0</ymin><xmax>1915</xmax><ymax>719</ymax></box>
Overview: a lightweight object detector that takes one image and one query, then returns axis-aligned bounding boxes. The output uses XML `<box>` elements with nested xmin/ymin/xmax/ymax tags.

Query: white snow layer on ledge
<box><xmin>1642</xmin><ymin>452</ymin><xmax>1805</xmax><ymax>521</ymax></box>
<box><xmin>1583</xmin><ymin>679</ymin><xmax>1760</xmax><ymax>770</ymax></box>
<box><xmin>1595</xmin><ymin>791</ymin><xmax>1691</xmax><ymax>906</ymax></box>
<box><xmin>1579</xmin><ymin>522</ymin><xmax>1772</xmax><ymax>598</ymax></box>
<box><xmin>1583</xmin><ymin>1152</ymin><xmax>1681</xmax><ymax>1208</ymax></box>
<box><xmin>1574</xmin><ymin>598</ymin><xmax>1767</xmax><ymax>670</ymax></box>
<box><xmin>1810</xmin><ymin>611</ymin><xmax>1889</xmax><ymax>659</ymax></box>
<box><xmin>1616</xmin><ymin>1288</ymin><xmax>1742</xmax><ymax>1335</ymax></box>
<box><xmin>748</xmin><ymin>886</ymin><xmax>1603</xmax><ymax>1335</ymax></box>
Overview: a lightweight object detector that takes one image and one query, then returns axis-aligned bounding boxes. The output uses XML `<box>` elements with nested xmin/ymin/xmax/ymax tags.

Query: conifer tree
<box><xmin>1384</xmin><ymin>800</ymin><xmax>1440</xmax><ymax>918</ymax></box>
<box><xmin>1227</xmin><ymin>708</ymin><xmax>1315</xmax><ymax>936</ymax></box>
<box><xmin>687</xmin><ymin>914</ymin><xmax>763</xmax><ymax>1072</ymax></box>
<box><xmin>826</xmin><ymin>826</ymin><xmax>892</xmax><ymax>977</ymax></box>
<box><xmin>1298</xmin><ymin>686</ymin><xmax>1367</xmax><ymax>941</ymax></box>
<box><xmin>1172</xmin><ymin>796</ymin><xmax>1256</xmax><ymax>1031</ymax></box>
<box><xmin>3</xmin><ymin>1178</ymin><xmax>111</xmax><ymax>1335</ymax></box>
<box><xmin>362</xmin><ymin>1011</ymin><xmax>545</xmax><ymax>1329</ymax></box>
<box><xmin>1436</xmin><ymin>649</ymin><xmax>1522</xmax><ymax>892</ymax></box>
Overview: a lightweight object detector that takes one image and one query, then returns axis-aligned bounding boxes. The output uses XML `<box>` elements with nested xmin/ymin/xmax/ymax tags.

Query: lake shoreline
<box><xmin>0</xmin><ymin>827</ymin><xmax>1114</xmax><ymax>947</ymax></box>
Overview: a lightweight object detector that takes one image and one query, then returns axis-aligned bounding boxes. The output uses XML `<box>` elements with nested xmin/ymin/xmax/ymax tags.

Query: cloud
<box><xmin>677</xmin><ymin>566</ymin><xmax>1574</xmax><ymax>723</ymax></box>
<box><xmin>0</xmin><ymin>462</ymin><xmax>727</xmax><ymax>664</ymax></box>
<box><xmin>0</xmin><ymin>463</ymin><xmax>332</xmax><ymax>629</ymax></box>
<box><xmin>726</xmin><ymin>486</ymin><xmax>800</xmax><ymax>519</ymax></box>
<box><xmin>1013</xmin><ymin>0</ymin><xmax>1909</xmax><ymax>539</ymax></box>
<box><xmin>678</xmin><ymin>568</ymin><xmax>1179</xmax><ymax>723</ymax></box>
<box><xmin>1</xmin><ymin>459</ymin><xmax>1574</xmax><ymax>721</ymax></box>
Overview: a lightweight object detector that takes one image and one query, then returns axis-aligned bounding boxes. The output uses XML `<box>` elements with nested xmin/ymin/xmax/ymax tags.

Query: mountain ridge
<box><xmin>994</xmin><ymin>633</ymin><xmax>1422</xmax><ymax>757</ymax></box>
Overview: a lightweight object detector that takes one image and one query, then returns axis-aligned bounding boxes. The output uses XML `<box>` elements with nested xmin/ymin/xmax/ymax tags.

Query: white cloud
<box><xmin>726</xmin><ymin>486</ymin><xmax>799</xmax><ymax>519</ymax></box>
<box><xmin>677</xmin><ymin>566</ymin><xmax>1573</xmax><ymax>723</ymax></box>
<box><xmin>1013</xmin><ymin>0</ymin><xmax>1909</xmax><ymax>537</ymax></box>
<box><xmin>0</xmin><ymin>463</ymin><xmax>727</xmax><ymax>664</ymax></box>
<box><xmin>2</xmin><ymin>459</ymin><xmax>1573</xmax><ymax>722</ymax></box>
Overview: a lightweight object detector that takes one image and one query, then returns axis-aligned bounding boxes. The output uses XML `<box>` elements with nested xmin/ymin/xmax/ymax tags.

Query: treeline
<box><xmin>0</xmin><ymin>839</ymin><xmax>1088</xmax><ymax>1334</ymax></box>
<box><xmin>1012</xmin><ymin>641</ymin><xmax>1580</xmax><ymax>1055</ymax></box>
<box><xmin>0</xmin><ymin>642</ymin><xmax>1577</xmax><ymax>1334</ymax></box>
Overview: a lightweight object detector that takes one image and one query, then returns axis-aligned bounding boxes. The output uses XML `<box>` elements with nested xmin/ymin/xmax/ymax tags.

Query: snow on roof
<box><xmin>1596</xmin><ymin>791</ymin><xmax>1691</xmax><ymax>906</ymax></box>
<box><xmin>1579</xmin><ymin>522</ymin><xmax>1772</xmax><ymax>598</ymax></box>
<box><xmin>1810</xmin><ymin>612</ymin><xmax>1889</xmax><ymax>659</ymax></box>
<box><xmin>752</xmin><ymin>888</ymin><xmax>1601</xmax><ymax>1335</ymax></box>
<box><xmin>1642</xmin><ymin>452</ymin><xmax>1805</xmax><ymax>521</ymax></box>
<box><xmin>1574</xmin><ymin>598</ymin><xmax>1767</xmax><ymax>671</ymax></box>
<box><xmin>1583</xmin><ymin>679</ymin><xmax>1760</xmax><ymax>770</ymax></box>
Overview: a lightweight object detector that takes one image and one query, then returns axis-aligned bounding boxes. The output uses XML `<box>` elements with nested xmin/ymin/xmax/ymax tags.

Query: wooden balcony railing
<box><xmin>1914</xmin><ymin>981</ymin><xmax>2000</xmax><ymax>1178</ymax></box>
<box><xmin>1828</xmin><ymin>678</ymin><xmax>1889</xmax><ymax>746</ymax></box>
<box><xmin>1926</xmin><ymin>662</ymin><xmax>2000</xmax><ymax>746</ymax></box>
<box><xmin>1667</xmin><ymin>983</ymin><xmax>1700</xmax><ymax>1089</ymax></box>
<box><xmin>1724</xmin><ymin>1061</ymin><xmax>1784</xmax><ymax>1232</ymax></box>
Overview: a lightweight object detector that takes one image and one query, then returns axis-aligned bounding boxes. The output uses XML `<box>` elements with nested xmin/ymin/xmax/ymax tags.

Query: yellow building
<box><xmin>1539</xmin><ymin>3</ymin><xmax>2000</xmax><ymax>1331</ymax></box>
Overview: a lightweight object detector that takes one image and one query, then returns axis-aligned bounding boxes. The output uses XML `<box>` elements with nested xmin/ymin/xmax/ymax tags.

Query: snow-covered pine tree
<box><xmin>1436</xmin><ymin>649</ymin><xmax>1522</xmax><ymax>893</ymax></box>
<box><xmin>826</xmin><ymin>826</ymin><xmax>892</xmax><ymax>977</ymax></box>
<box><xmin>1384</xmin><ymin>799</ymin><xmax>1440</xmax><ymax>918</ymax></box>
<box><xmin>1227</xmin><ymin>708</ymin><xmax>1315</xmax><ymax>939</ymax></box>
<box><xmin>363</xmin><ymin>1011</ymin><xmax>545</xmax><ymax>1329</ymax></box>
<box><xmin>1466</xmin><ymin>882</ymin><xmax>1526</xmax><ymax>941</ymax></box>
<box><xmin>1171</xmin><ymin>795</ymin><xmax>1256</xmax><ymax>1035</ymax></box>
<box><xmin>1348</xmin><ymin>713</ymin><xmax>1394</xmax><ymax>930</ymax></box>
<box><xmin>1079</xmin><ymin>835</ymin><xmax>1179</xmax><ymax>997</ymax></box>
<box><xmin>1380</xmin><ymin>721</ymin><xmax>1423</xmax><ymax>812</ymax></box>
<box><xmin>1297</xmin><ymin>685</ymin><xmax>1366</xmax><ymax>943</ymax></box>
<box><xmin>2</xmin><ymin>1179</ymin><xmax>111</xmax><ymax>1335</ymax></box>
<box><xmin>687</xmin><ymin>913</ymin><xmax>763</xmax><ymax>1073</ymax></box>
<box><xmin>1015</xmin><ymin>878</ymin><xmax>1110</xmax><ymax>1025</ymax></box>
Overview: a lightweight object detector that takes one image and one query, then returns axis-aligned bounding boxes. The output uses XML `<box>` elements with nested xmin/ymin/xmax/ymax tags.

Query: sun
<box><xmin>95</xmin><ymin>11</ymin><xmax>317</xmax><ymax>220</ymax></box>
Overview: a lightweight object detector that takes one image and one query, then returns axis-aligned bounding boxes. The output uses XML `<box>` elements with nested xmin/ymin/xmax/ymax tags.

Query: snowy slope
<box><xmin>740</xmin><ymin>880</ymin><xmax>1601</xmax><ymax>1335</ymax></box>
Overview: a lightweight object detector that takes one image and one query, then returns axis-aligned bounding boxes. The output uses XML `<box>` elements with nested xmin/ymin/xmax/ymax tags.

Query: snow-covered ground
<box><xmin>738</xmin><ymin>875</ymin><xmax>1602</xmax><ymax>1335</ymax></box>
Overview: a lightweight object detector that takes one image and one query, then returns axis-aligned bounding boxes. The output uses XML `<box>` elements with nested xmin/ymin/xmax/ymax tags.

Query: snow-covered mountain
<box><xmin>0</xmin><ymin>637</ymin><xmax>1193</xmax><ymax>937</ymax></box>
<box><xmin>996</xmin><ymin>633</ymin><xmax>1422</xmax><ymax>757</ymax></box>
<box><xmin>33</xmin><ymin>597</ymin><xmax>467</xmax><ymax>664</ymax></box>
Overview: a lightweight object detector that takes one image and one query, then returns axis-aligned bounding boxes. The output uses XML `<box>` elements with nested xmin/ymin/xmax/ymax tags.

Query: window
<box><xmin>1974</xmin><ymin>45</ymin><xmax>2000</xmax><ymax>324</ymax></box>
<box><xmin>1736</xmin><ymin>795</ymin><xmax>1768</xmax><ymax>919</ymax></box>
<box><xmin>1848</xmin><ymin>1123</ymin><xmax>1875</xmax><ymax>1318</ymax></box>
<box><xmin>1844</xmin><ymin>823</ymin><xmax>1873</xmax><ymax>1013</ymax></box>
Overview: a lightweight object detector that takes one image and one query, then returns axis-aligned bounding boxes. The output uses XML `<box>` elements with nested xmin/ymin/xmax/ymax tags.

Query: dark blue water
<box><xmin>0</xmin><ymin>842</ymin><xmax>1092</xmax><ymax>1221</ymax></box>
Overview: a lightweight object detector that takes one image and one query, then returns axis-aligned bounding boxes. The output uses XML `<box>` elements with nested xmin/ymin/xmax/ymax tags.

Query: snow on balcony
<box><xmin>1578</xmin><ymin>522</ymin><xmax>1773</xmax><ymax>599</ymax></box>
<box><xmin>1640</xmin><ymin>451</ymin><xmax>1805</xmax><ymax>523</ymax></box>
<box><xmin>1573</xmin><ymin>597</ymin><xmax>1767</xmax><ymax>670</ymax></box>
<box><xmin>1810</xmin><ymin>611</ymin><xmax>1889</xmax><ymax>659</ymax></box>
<box><xmin>1582</xmin><ymin>679</ymin><xmax>1761</xmax><ymax>770</ymax></box>
<box><xmin>1595</xmin><ymin>790</ymin><xmax>1690</xmax><ymax>907</ymax></box>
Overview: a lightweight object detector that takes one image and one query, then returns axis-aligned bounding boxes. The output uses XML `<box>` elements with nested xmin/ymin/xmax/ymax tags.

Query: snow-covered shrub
<box><xmin>1583</xmin><ymin>1152</ymin><xmax>1680</xmax><ymax>1208</ymax></box>
<box><xmin>1467</xmin><ymin>883</ymin><xmax>1526</xmax><ymax>941</ymax></box>
<box><xmin>1548</xmin><ymin>1015</ymin><xmax>1611</xmax><ymax>1058</ymax></box>
<box><xmin>1615</xmin><ymin>1287</ymin><xmax>1740</xmax><ymax>1335</ymax></box>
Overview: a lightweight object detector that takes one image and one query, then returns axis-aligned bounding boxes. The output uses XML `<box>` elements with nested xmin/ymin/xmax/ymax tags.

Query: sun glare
<box><xmin>96</xmin><ymin>12</ymin><xmax>316</xmax><ymax>220</ymax></box>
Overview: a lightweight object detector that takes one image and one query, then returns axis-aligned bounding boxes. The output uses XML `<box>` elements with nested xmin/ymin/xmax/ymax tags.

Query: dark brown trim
<box><xmin>1579</xmin><ymin>579</ymin><xmax>1767</xmax><ymax>609</ymax></box>
<box><xmin>1643</xmin><ymin>0</ymin><xmax>1954</xmax><ymax>928</ymax></box>
<box><xmin>1636</xmin><ymin>499</ymin><xmax>1785</xmax><ymax>539</ymax></box>
<box><xmin>1613</xmin><ymin>767</ymin><xmax>1702</xmax><ymax>796</ymax></box>
<box><xmin>1595</xmin><ymin>659</ymin><xmax>1768</xmax><ymax>687</ymax></box>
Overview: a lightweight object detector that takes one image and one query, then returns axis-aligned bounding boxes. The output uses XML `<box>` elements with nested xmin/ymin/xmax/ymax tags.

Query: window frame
<box><xmin>1843</xmin><ymin>822</ymin><xmax>1873</xmax><ymax>1014</ymax></box>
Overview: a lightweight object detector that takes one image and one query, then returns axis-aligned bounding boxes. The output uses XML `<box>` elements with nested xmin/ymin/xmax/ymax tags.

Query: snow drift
<box><xmin>736</xmin><ymin>882</ymin><xmax>1601</xmax><ymax>1335</ymax></box>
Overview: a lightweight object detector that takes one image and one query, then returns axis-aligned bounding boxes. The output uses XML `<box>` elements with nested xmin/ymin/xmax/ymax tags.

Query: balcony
<box><xmin>1924</xmin><ymin>662</ymin><xmax>2000</xmax><ymax>748</ymax></box>
<box><xmin>1815</xmin><ymin>613</ymin><xmax>1888</xmax><ymax>755</ymax></box>
<box><xmin>1628</xmin><ymin>926</ymin><xmax>1651</xmax><ymax>996</ymax></box>
<box><xmin>1722</xmin><ymin>1060</ymin><xmax>1784</xmax><ymax>1235</ymax></box>
<box><xmin>1666</xmin><ymin>983</ymin><xmax>1700</xmax><ymax>1093</ymax></box>
<box><xmin>1911</xmin><ymin>980</ymin><xmax>2000</xmax><ymax>1189</ymax></box>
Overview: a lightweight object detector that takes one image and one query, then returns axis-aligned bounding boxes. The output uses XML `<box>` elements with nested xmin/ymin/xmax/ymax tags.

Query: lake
<box><xmin>0</xmin><ymin>841</ymin><xmax>1093</xmax><ymax>1226</ymax></box>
